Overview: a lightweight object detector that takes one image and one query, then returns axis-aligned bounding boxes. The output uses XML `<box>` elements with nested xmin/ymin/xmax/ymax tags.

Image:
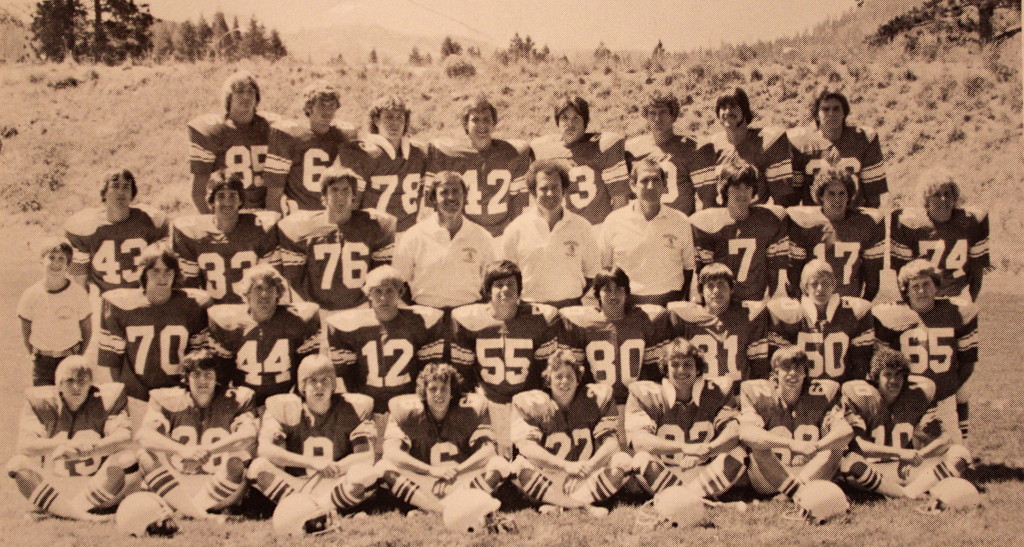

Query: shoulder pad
<box><xmin>187</xmin><ymin>113</ymin><xmax>224</xmax><ymax>135</ymax></box>
<box><xmin>102</xmin><ymin>288</ymin><xmax>148</xmax><ymax>311</ymax></box>
<box><xmin>585</xmin><ymin>383</ymin><xmax>615</xmax><ymax>409</ymax></box>
<box><xmin>286</xmin><ymin>301</ymin><xmax>321</xmax><ymax>322</ymax></box>
<box><xmin>635</xmin><ymin>304</ymin><xmax>667</xmax><ymax>322</ymax></box>
<box><xmin>264</xmin><ymin>393</ymin><xmax>304</xmax><ymax>426</ymax></box>
<box><xmin>667</xmin><ymin>301</ymin><xmax>716</xmax><ymax>325</ymax></box>
<box><xmin>406</xmin><ymin>138</ymin><xmax>429</xmax><ymax>154</ymax></box>
<box><xmin>459</xmin><ymin>391</ymin><xmax>489</xmax><ymax>416</ymax></box>
<box><xmin>842</xmin><ymin>297</ymin><xmax>873</xmax><ymax>319</ymax></box>
<box><xmin>207</xmin><ymin>304</ymin><xmax>249</xmax><ymax>330</ymax></box>
<box><xmin>841</xmin><ymin>380</ymin><xmax>880</xmax><ymax>409</ymax></box>
<box><xmin>407</xmin><ymin>305</ymin><xmax>445</xmax><ymax>328</ymax></box>
<box><xmin>148</xmin><ymin>387</ymin><xmax>193</xmax><ymax>414</ymax></box>
<box><xmin>269</xmin><ymin>117</ymin><xmax>303</xmax><ymax>135</ymax></box>
<box><xmin>529</xmin><ymin>134</ymin><xmax>566</xmax><ymax>158</ymax></box>
<box><xmin>171</xmin><ymin>214</ymin><xmax>210</xmax><ymax>239</ymax></box>
<box><xmin>895</xmin><ymin>207</ymin><xmax>930</xmax><ymax>230</ymax></box>
<box><xmin>388</xmin><ymin>394</ymin><xmax>425</xmax><ymax>423</ymax></box>
<box><xmin>95</xmin><ymin>382</ymin><xmax>127</xmax><ymax>412</ymax></box>
<box><xmin>766</xmin><ymin>297</ymin><xmax>802</xmax><ymax>324</ymax></box>
<box><xmin>179</xmin><ymin>288</ymin><xmax>212</xmax><ymax>308</ymax></box>
<box><xmin>872</xmin><ymin>304</ymin><xmax>921</xmax><ymax>331</ymax></box>
<box><xmin>627</xmin><ymin>380</ymin><xmax>664</xmax><ymax>413</ymax></box>
<box><xmin>753</xmin><ymin>203</ymin><xmax>787</xmax><ymax>221</ymax></box>
<box><xmin>249</xmin><ymin>210</ymin><xmax>282</xmax><ymax>230</ymax></box>
<box><xmin>527</xmin><ymin>302</ymin><xmax>561</xmax><ymax>323</ymax></box>
<box><xmin>503</xmin><ymin>138</ymin><xmax>531</xmax><ymax>155</ymax></box>
<box><xmin>688</xmin><ymin>208</ymin><xmax>732</xmax><ymax>233</ymax></box>
<box><xmin>624</xmin><ymin>134</ymin><xmax>653</xmax><ymax>156</ymax></box>
<box><xmin>741</xmin><ymin>379</ymin><xmax>776</xmax><ymax>404</ymax></box>
<box><xmin>786</xmin><ymin>125</ymin><xmax>814</xmax><ymax>144</ymax></box>
<box><xmin>341</xmin><ymin>392</ymin><xmax>375</xmax><ymax>421</ymax></box>
<box><xmin>558</xmin><ymin>305</ymin><xmax>602</xmax><ymax>327</ymax></box>
<box><xmin>961</xmin><ymin>206</ymin><xmax>988</xmax><ymax>222</ymax></box>
<box><xmin>906</xmin><ymin>375</ymin><xmax>937</xmax><ymax>404</ymax></box>
<box><xmin>512</xmin><ymin>390</ymin><xmax>555</xmax><ymax>422</ymax></box>
<box><xmin>758</xmin><ymin>126</ymin><xmax>787</xmax><ymax>147</ymax></box>
<box><xmin>327</xmin><ymin>308</ymin><xmax>378</xmax><ymax>332</ymax></box>
<box><xmin>855</xmin><ymin>207</ymin><xmax>884</xmax><ymax>223</ymax></box>
<box><xmin>743</xmin><ymin>300</ymin><xmax>768</xmax><ymax>321</ymax></box>
<box><xmin>809</xmin><ymin>379</ymin><xmax>841</xmax><ymax>401</ymax></box>
<box><xmin>63</xmin><ymin>207</ymin><xmax>104</xmax><ymax>237</ymax></box>
<box><xmin>229</xmin><ymin>386</ymin><xmax>256</xmax><ymax>408</ymax></box>
<box><xmin>856</xmin><ymin>125</ymin><xmax>878</xmax><ymax>143</ymax></box>
<box><xmin>597</xmin><ymin>131</ymin><xmax>625</xmax><ymax>152</ymax></box>
<box><xmin>705</xmin><ymin>375</ymin><xmax>735</xmax><ymax>396</ymax></box>
<box><xmin>276</xmin><ymin>210</ymin><xmax>322</xmax><ymax>240</ymax></box>
<box><xmin>786</xmin><ymin>206</ymin><xmax>825</xmax><ymax>229</ymax></box>
<box><xmin>451</xmin><ymin>303</ymin><xmax>497</xmax><ymax>331</ymax></box>
<box><xmin>133</xmin><ymin>205</ymin><xmax>167</xmax><ymax>228</ymax></box>
<box><xmin>947</xmin><ymin>299</ymin><xmax>979</xmax><ymax>323</ymax></box>
<box><xmin>331</xmin><ymin>120</ymin><xmax>359</xmax><ymax>141</ymax></box>
<box><xmin>24</xmin><ymin>386</ymin><xmax>59</xmax><ymax>413</ymax></box>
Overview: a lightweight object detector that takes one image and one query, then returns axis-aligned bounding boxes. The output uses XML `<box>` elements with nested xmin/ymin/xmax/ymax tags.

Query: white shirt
<box><xmin>599</xmin><ymin>201</ymin><xmax>696</xmax><ymax>296</ymax></box>
<box><xmin>17</xmin><ymin>279</ymin><xmax>91</xmax><ymax>352</ymax></box>
<box><xmin>500</xmin><ymin>207</ymin><xmax>600</xmax><ymax>303</ymax></box>
<box><xmin>393</xmin><ymin>214</ymin><xmax>495</xmax><ymax>308</ymax></box>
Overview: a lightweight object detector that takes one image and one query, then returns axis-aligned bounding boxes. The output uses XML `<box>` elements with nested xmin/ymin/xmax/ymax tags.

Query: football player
<box><xmin>530</xmin><ymin>95</ymin><xmax>629</xmax><ymax>226</ymax></box>
<box><xmin>358</xmin><ymin>95</ymin><xmax>429</xmax><ymax>235</ymax></box>
<box><xmin>690</xmin><ymin>157</ymin><xmax>790</xmax><ymax>301</ymax></box>
<box><xmin>839</xmin><ymin>347</ymin><xmax>971</xmax><ymax>499</ymax></box>
<box><xmin>137</xmin><ymin>349</ymin><xmax>257</xmax><ymax>518</ymax></box>
<box><xmin>247</xmin><ymin>355</ymin><xmax>380</xmax><ymax>514</ymax></box>
<box><xmin>788</xmin><ymin>89</ymin><xmax>887</xmax><ymax>208</ymax></box>
<box><xmin>5</xmin><ymin>356</ymin><xmax>140</xmax><ymax>521</ymax></box>
<box><xmin>188</xmin><ymin>72</ymin><xmax>277</xmax><ymax>212</ymax></box>
<box><xmin>625</xmin><ymin>90</ymin><xmax>717</xmax><ymax>215</ymax></box>
<box><xmin>206</xmin><ymin>264</ymin><xmax>321</xmax><ymax>406</ymax></box>
<box><xmin>706</xmin><ymin>87</ymin><xmax>797</xmax><ymax>207</ymax></box>
<box><xmin>599</xmin><ymin>157</ymin><xmax>696</xmax><ymax>306</ymax></box>
<box><xmin>422</xmin><ymin>95</ymin><xmax>531</xmax><ymax>236</ymax></box>
<box><xmin>277</xmin><ymin>165</ymin><xmax>396</xmax><ymax>312</ymax></box>
<box><xmin>626</xmin><ymin>338</ymin><xmax>747</xmax><ymax>499</ymax></box>
<box><xmin>98</xmin><ymin>245</ymin><xmax>210</xmax><ymax>404</ymax></box>
<box><xmin>378</xmin><ymin>363</ymin><xmax>508</xmax><ymax>512</ymax></box>
<box><xmin>500</xmin><ymin>159</ymin><xmax>600</xmax><ymax>308</ymax></box>
<box><xmin>264</xmin><ymin>82</ymin><xmax>363</xmax><ymax>214</ymax></box>
<box><xmin>739</xmin><ymin>346</ymin><xmax>854</xmax><ymax>500</ymax></box>
<box><xmin>873</xmin><ymin>259</ymin><xmax>978</xmax><ymax>445</ymax></box>
<box><xmin>393</xmin><ymin>171</ymin><xmax>494</xmax><ymax>309</ymax></box>
<box><xmin>666</xmin><ymin>263</ymin><xmax>774</xmax><ymax>382</ymax></box>
<box><xmin>787</xmin><ymin>167</ymin><xmax>884</xmax><ymax>300</ymax></box>
<box><xmin>510</xmin><ymin>349</ymin><xmax>633</xmax><ymax>516</ymax></box>
<box><xmin>450</xmin><ymin>260</ymin><xmax>561</xmax><ymax>456</ymax></box>
<box><xmin>65</xmin><ymin>169</ymin><xmax>168</xmax><ymax>294</ymax></box>
<box><xmin>172</xmin><ymin>171</ymin><xmax>281</xmax><ymax>305</ymax></box>
<box><xmin>767</xmin><ymin>259</ymin><xmax>874</xmax><ymax>384</ymax></box>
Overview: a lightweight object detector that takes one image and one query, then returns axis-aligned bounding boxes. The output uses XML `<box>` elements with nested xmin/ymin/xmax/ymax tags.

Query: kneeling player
<box><xmin>626</xmin><ymin>338</ymin><xmax>746</xmax><ymax>499</ymax></box>
<box><xmin>739</xmin><ymin>346</ymin><xmax>853</xmax><ymax>500</ymax></box>
<box><xmin>379</xmin><ymin>363</ymin><xmax>509</xmax><ymax>512</ymax></box>
<box><xmin>839</xmin><ymin>347</ymin><xmax>970</xmax><ymax>499</ymax></box>
<box><xmin>510</xmin><ymin>350</ymin><xmax>633</xmax><ymax>516</ymax></box>
<box><xmin>247</xmin><ymin>355</ymin><xmax>379</xmax><ymax>515</ymax></box>
<box><xmin>6</xmin><ymin>356</ymin><xmax>140</xmax><ymax>520</ymax></box>
<box><xmin>136</xmin><ymin>349</ymin><xmax>257</xmax><ymax>518</ymax></box>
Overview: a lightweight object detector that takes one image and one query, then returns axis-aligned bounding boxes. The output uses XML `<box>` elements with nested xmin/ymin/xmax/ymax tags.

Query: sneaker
<box><xmin>538</xmin><ymin>504</ymin><xmax>564</xmax><ymax>515</ymax></box>
<box><xmin>585</xmin><ymin>505</ymin><xmax>610</xmax><ymax>518</ymax></box>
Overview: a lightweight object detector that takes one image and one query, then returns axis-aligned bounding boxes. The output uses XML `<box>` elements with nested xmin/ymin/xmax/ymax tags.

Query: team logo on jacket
<box><xmin>462</xmin><ymin>248</ymin><xmax>478</xmax><ymax>263</ymax></box>
<box><xmin>564</xmin><ymin>240</ymin><xmax>579</xmax><ymax>257</ymax></box>
<box><xmin>663</xmin><ymin>234</ymin><xmax>678</xmax><ymax>249</ymax></box>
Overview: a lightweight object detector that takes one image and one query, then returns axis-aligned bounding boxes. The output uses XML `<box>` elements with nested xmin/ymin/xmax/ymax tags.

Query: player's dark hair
<box><xmin>180</xmin><ymin>348</ymin><xmax>231</xmax><ymax>388</ymax></box>
<box><xmin>206</xmin><ymin>170</ymin><xmax>245</xmax><ymax>205</ymax></box>
<box><xmin>100</xmin><ymin>169</ymin><xmax>138</xmax><ymax>201</ymax></box>
<box><xmin>811</xmin><ymin>168</ymin><xmax>856</xmax><ymax>211</ymax></box>
<box><xmin>462</xmin><ymin>95</ymin><xmax>498</xmax><ymax>132</ymax></box>
<box><xmin>593</xmin><ymin>267</ymin><xmax>632</xmax><ymax>309</ymax></box>
<box><xmin>641</xmin><ymin>90</ymin><xmax>681</xmax><ymax>120</ymax></box>
<box><xmin>416</xmin><ymin>362</ymin><xmax>465</xmax><ymax>403</ymax></box>
<box><xmin>897</xmin><ymin>259</ymin><xmax>942</xmax><ymax>302</ymax></box>
<box><xmin>222</xmin><ymin>72</ymin><xmax>261</xmax><ymax>115</ymax></box>
<box><xmin>525</xmin><ymin>159</ymin><xmax>571</xmax><ymax>195</ymax></box>
<box><xmin>425</xmin><ymin>171</ymin><xmax>468</xmax><ymax>210</ymax></box>
<box><xmin>661</xmin><ymin>337</ymin><xmax>708</xmax><ymax>375</ymax></box>
<box><xmin>717</xmin><ymin>156</ymin><xmax>759</xmax><ymax>205</ymax></box>
<box><xmin>301</xmin><ymin>83</ymin><xmax>341</xmax><ymax>117</ymax></box>
<box><xmin>812</xmin><ymin>89</ymin><xmax>850</xmax><ymax>126</ymax></box>
<box><xmin>697</xmin><ymin>262</ymin><xmax>736</xmax><ymax>293</ymax></box>
<box><xmin>38</xmin><ymin>237</ymin><xmax>73</xmax><ymax>261</ymax></box>
<box><xmin>867</xmin><ymin>346</ymin><xmax>911</xmax><ymax>385</ymax></box>
<box><xmin>139</xmin><ymin>243</ymin><xmax>182</xmax><ymax>291</ymax></box>
<box><xmin>771</xmin><ymin>345</ymin><xmax>812</xmax><ymax>374</ymax></box>
<box><xmin>481</xmin><ymin>260</ymin><xmax>522</xmax><ymax>302</ymax></box>
<box><xmin>541</xmin><ymin>348</ymin><xmax>584</xmax><ymax>388</ymax></box>
<box><xmin>553</xmin><ymin>95</ymin><xmax>590</xmax><ymax>130</ymax></box>
<box><xmin>368</xmin><ymin>95</ymin><xmax>411</xmax><ymax>136</ymax></box>
<box><xmin>319</xmin><ymin>165</ymin><xmax>361</xmax><ymax>196</ymax></box>
<box><xmin>715</xmin><ymin>87</ymin><xmax>755</xmax><ymax>124</ymax></box>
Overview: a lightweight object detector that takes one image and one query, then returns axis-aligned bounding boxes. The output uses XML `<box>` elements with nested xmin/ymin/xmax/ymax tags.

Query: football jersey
<box><xmin>625</xmin><ymin>133</ymin><xmax>718</xmax><ymax>215</ymax></box>
<box><xmin>872</xmin><ymin>299</ymin><xmax>979</xmax><ymax>401</ymax></box>
<box><xmin>64</xmin><ymin>206</ymin><xmax>168</xmax><ymax>293</ymax></box>
<box><xmin>18</xmin><ymin>383</ymin><xmax>128</xmax><ymax>477</ymax></box>
<box><xmin>706</xmin><ymin>127</ymin><xmax>798</xmax><ymax>207</ymax></box>
<box><xmin>625</xmin><ymin>377</ymin><xmax>737</xmax><ymax>463</ymax></box>
<box><xmin>326</xmin><ymin>306</ymin><xmax>445</xmax><ymax>413</ymax></box>
<box><xmin>841</xmin><ymin>377</ymin><xmax>940</xmax><ymax>450</ymax></box>
<box><xmin>530</xmin><ymin>132</ymin><xmax>629</xmax><ymax>225</ymax></box>
<box><xmin>690</xmin><ymin>205</ymin><xmax>790</xmax><ymax>301</ymax></box>
<box><xmin>385</xmin><ymin>392</ymin><xmax>493</xmax><ymax>465</ymax></box>
<box><xmin>206</xmin><ymin>302</ymin><xmax>321</xmax><ymax>404</ymax></box>
<box><xmin>787</xmin><ymin>124</ymin><xmax>887</xmax><ymax>207</ymax></box>
<box><xmin>264</xmin><ymin>119</ymin><xmax>367</xmax><ymax>212</ymax></box>
<box><xmin>171</xmin><ymin>211</ymin><xmax>281</xmax><ymax>304</ymax></box>
<box><xmin>511</xmin><ymin>384</ymin><xmax>617</xmax><ymax>462</ymax></box>
<box><xmin>559</xmin><ymin>304</ymin><xmax>671</xmax><ymax>404</ymax></box>
<box><xmin>188</xmin><ymin>112</ymin><xmax>277</xmax><ymax>209</ymax></box>
<box><xmin>425</xmin><ymin>137</ymin><xmax>531</xmax><ymax>236</ymax></box>
<box><xmin>892</xmin><ymin>207</ymin><xmax>990</xmax><ymax>299</ymax></box>
<box><xmin>143</xmin><ymin>386</ymin><xmax>257</xmax><ymax>474</ymax></box>
<box><xmin>277</xmin><ymin>209</ymin><xmax>396</xmax><ymax>311</ymax></box>
<box><xmin>767</xmin><ymin>296</ymin><xmax>874</xmax><ymax>383</ymax></box>
<box><xmin>98</xmin><ymin>289</ymin><xmax>210</xmax><ymax>401</ymax></box>
<box><xmin>357</xmin><ymin>135</ymin><xmax>429</xmax><ymax>234</ymax></box>
<box><xmin>787</xmin><ymin>206</ymin><xmax>884</xmax><ymax>299</ymax></box>
<box><xmin>739</xmin><ymin>378</ymin><xmax>844</xmax><ymax>465</ymax></box>
<box><xmin>666</xmin><ymin>300</ymin><xmax>771</xmax><ymax>381</ymax></box>
<box><xmin>450</xmin><ymin>302</ymin><xmax>561</xmax><ymax>404</ymax></box>
<box><xmin>261</xmin><ymin>392</ymin><xmax>376</xmax><ymax>477</ymax></box>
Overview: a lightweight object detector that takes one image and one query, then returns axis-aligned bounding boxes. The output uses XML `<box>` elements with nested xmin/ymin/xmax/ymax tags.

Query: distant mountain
<box><xmin>283</xmin><ymin>23</ymin><xmax>495</xmax><ymax>64</ymax></box>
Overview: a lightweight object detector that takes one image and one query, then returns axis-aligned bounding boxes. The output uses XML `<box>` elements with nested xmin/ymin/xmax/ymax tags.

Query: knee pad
<box><xmin>109</xmin><ymin>450</ymin><xmax>138</xmax><ymax>470</ymax></box>
<box><xmin>609</xmin><ymin>452</ymin><xmax>633</xmax><ymax>472</ymax></box>
<box><xmin>137</xmin><ymin>450</ymin><xmax>159</xmax><ymax>471</ymax></box>
<box><xmin>223</xmin><ymin>457</ymin><xmax>247</xmax><ymax>482</ymax></box>
<box><xmin>345</xmin><ymin>463</ymin><xmax>379</xmax><ymax>490</ymax></box>
<box><xmin>944</xmin><ymin>445</ymin><xmax>971</xmax><ymax>475</ymax></box>
<box><xmin>484</xmin><ymin>455</ymin><xmax>512</xmax><ymax>478</ymax></box>
<box><xmin>719</xmin><ymin>453</ymin><xmax>746</xmax><ymax>482</ymax></box>
<box><xmin>839</xmin><ymin>452</ymin><xmax>865</xmax><ymax>475</ymax></box>
<box><xmin>246</xmin><ymin>457</ymin><xmax>274</xmax><ymax>481</ymax></box>
<box><xmin>4</xmin><ymin>455</ymin><xmax>35</xmax><ymax>477</ymax></box>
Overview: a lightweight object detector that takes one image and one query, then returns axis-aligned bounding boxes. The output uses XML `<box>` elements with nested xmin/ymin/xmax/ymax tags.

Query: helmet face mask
<box><xmin>443</xmin><ymin>489</ymin><xmax>509</xmax><ymax>534</ymax></box>
<box><xmin>273</xmin><ymin>493</ymin><xmax>340</xmax><ymax>537</ymax></box>
<box><xmin>793</xmin><ymin>480</ymin><xmax>849</xmax><ymax>524</ymax></box>
<box><xmin>146</xmin><ymin>516</ymin><xmax>179</xmax><ymax>537</ymax></box>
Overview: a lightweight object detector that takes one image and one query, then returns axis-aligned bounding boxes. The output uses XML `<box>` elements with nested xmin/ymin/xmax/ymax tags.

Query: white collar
<box><xmin>364</xmin><ymin>134</ymin><xmax>410</xmax><ymax>161</ymax></box>
<box><xmin>801</xmin><ymin>294</ymin><xmax>840</xmax><ymax>323</ymax></box>
<box><xmin>661</xmin><ymin>376</ymin><xmax>705</xmax><ymax>407</ymax></box>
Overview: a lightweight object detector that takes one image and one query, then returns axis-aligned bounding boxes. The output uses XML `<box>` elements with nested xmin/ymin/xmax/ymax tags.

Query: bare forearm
<box><xmin>517</xmin><ymin>440</ymin><xmax>569</xmax><ymax>470</ymax></box>
<box><xmin>586</xmin><ymin>436</ymin><xmax>620</xmax><ymax>468</ymax></box>
<box><xmin>455</xmin><ymin>444</ymin><xmax>496</xmax><ymax>475</ymax></box>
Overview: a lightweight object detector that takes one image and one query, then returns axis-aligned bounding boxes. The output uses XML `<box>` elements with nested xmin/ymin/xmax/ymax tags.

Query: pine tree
<box><xmin>440</xmin><ymin>35</ymin><xmax>461</xmax><ymax>58</ymax></box>
<box><xmin>368</xmin><ymin>48</ymin><xmax>378</xmax><ymax>63</ymax></box>
<box><xmin>242</xmin><ymin>16</ymin><xmax>266</xmax><ymax>57</ymax></box>
<box><xmin>30</xmin><ymin>0</ymin><xmax>87</xmax><ymax>62</ymax></box>
<box><xmin>174</xmin><ymin>19</ymin><xmax>199</xmax><ymax>61</ymax></box>
<box><xmin>266</xmin><ymin>28</ymin><xmax>286</xmax><ymax>60</ymax></box>
<box><xmin>195</xmin><ymin>15</ymin><xmax>212</xmax><ymax>59</ymax></box>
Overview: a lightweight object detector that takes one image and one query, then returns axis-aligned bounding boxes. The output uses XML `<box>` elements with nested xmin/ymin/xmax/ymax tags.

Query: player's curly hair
<box><xmin>100</xmin><ymin>168</ymin><xmax>138</xmax><ymax>201</ymax></box>
<box><xmin>640</xmin><ymin>90</ymin><xmax>680</xmax><ymax>120</ymax></box>
<box><xmin>771</xmin><ymin>345</ymin><xmax>812</xmax><ymax>375</ymax></box>
<box><xmin>800</xmin><ymin>258</ymin><xmax>837</xmax><ymax>296</ymax></box>
<box><xmin>462</xmin><ymin>95</ymin><xmax>498</xmax><ymax>131</ymax></box>
<box><xmin>179</xmin><ymin>348</ymin><xmax>231</xmax><ymax>388</ymax></box>
<box><xmin>368</xmin><ymin>94</ymin><xmax>411</xmax><ymax>136</ymax></box>
<box><xmin>697</xmin><ymin>263</ymin><xmax>736</xmax><ymax>294</ymax></box>
<box><xmin>416</xmin><ymin>362</ymin><xmax>465</xmax><ymax>403</ymax></box>
<box><xmin>319</xmin><ymin>165</ymin><xmax>362</xmax><ymax>196</ymax></box>
<box><xmin>424</xmin><ymin>171</ymin><xmax>468</xmax><ymax>210</ymax></box>
<box><xmin>897</xmin><ymin>259</ymin><xmax>942</xmax><ymax>301</ymax></box>
<box><xmin>525</xmin><ymin>158</ymin><xmax>571</xmax><ymax>195</ymax></box>
<box><xmin>206</xmin><ymin>170</ymin><xmax>245</xmax><ymax>205</ymax></box>
<box><xmin>553</xmin><ymin>95</ymin><xmax>589</xmax><ymax>130</ymax></box>
<box><xmin>812</xmin><ymin>89</ymin><xmax>850</xmax><ymax>126</ymax></box>
<box><xmin>301</xmin><ymin>82</ymin><xmax>341</xmax><ymax>117</ymax></box>
<box><xmin>221</xmin><ymin>72</ymin><xmax>261</xmax><ymax>115</ymax></box>
<box><xmin>139</xmin><ymin>243</ymin><xmax>182</xmax><ymax>291</ymax></box>
<box><xmin>541</xmin><ymin>348</ymin><xmax>584</xmax><ymax>387</ymax></box>
<box><xmin>715</xmin><ymin>87</ymin><xmax>755</xmax><ymax>124</ymax></box>
<box><xmin>716</xmin><ymin>156</ymin><xmax>759</xmax><ymax>206</ymax></box>
<box><xmin>481</xmin><ymin>260</ymin><xmax>522</xmax><ymax>302</ymax></box>
<box><xmin>811</xmin><ymin>168</ymin><xmax>857</xmax><ymax>211</ymax></box>
<box><xmin>593</xmin><ymin>267</ymin><xmax>632</xmax><ymax>310</ymax></box>
<box><xmin>867</xmin><ymin>345</ymin><xmax>911</xmax><ymax>386</ymax></box>
<box><xmin>660</xmin><ymin>337</ymin><xmax>708</xmax><ymax>376</ymax></box>
<box><xmin>915</xmin><ymin>169</ymin><xmax>962</xmax><ymax>209</ymax></box>
<box><xmin>237</xmin><ymin>263</ymin><xmax>287</xmax><ymax>303</ymax></box>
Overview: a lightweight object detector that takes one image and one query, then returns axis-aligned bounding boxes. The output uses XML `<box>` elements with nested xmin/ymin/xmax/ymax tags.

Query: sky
<box><xmin>1</xmin><ymin>0</ymin><xmax>859</xmax><ymax>52</ymax></box>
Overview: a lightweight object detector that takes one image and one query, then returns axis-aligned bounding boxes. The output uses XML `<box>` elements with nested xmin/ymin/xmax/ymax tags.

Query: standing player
<box><xmin>873</xmin><ymin>259</ymin><xmax>979</xmax><ymax>445</ymax></box>
<box><xmin>625</xmin><ymin>91</ymin><xmax>717</xmax><ymax>215</ymax></box>
<box><xmin>787</xmin><ymin>168</ymin><xmax>884</xmax><ymax>300</ymax></box>
<box><xmin>690</xmin><ymin>158</ymin><xmax>790</xmax><ymax>301</ymax></box>
<box><xmin>206</xmin><ymin>264</ymin><xmax>321</xmax><ymax>406</ymax></box>
<box><xmin>423</xmin><ymin>96</ymin><xmax>531</xmax><ymax>236</ymax></box>
<box><xmin>277</xmin><ymin>166</ymin><xmax>396</xmax><ymax>312</ymax></box>
<box><xmin>137</xmin><ymin>349</ymin><xmax>258</xmax><ymax>519</ymax></box>
<box><xmin>788</xmin><ymin>89</ymin><xmax>887</xmax><ymax>208</ymax></box>
<box><xmin>626</xmin><ymin>338</ymin><xmax>747</xmax><ymax>499</ymax></box>
<box><xmin>358</xmin><ymin>95</ymin><xmax>430</xmax><ymax>235</ymax></box>
<box><xmin>5</xmin><ymin>356</ymin><xmax>139</xmax><ymax>521</ymax></box>
<box><xmin>172</xmin><ymin>171</ymin><xmax>280</xmax><ymax>305</ymax></box>
<box><xmin>188</xmin><ymin>72</ymin><xmax>277</xmax><ymax>212</ymax></box>
<box><xmin>530</xmin><ymin>95</ymin><xmax>629</xmax><ymax>226</ymax></box>
<box><xmin>98</xmin><ymin>245</ymin><xmax>210</xmax><ymax>403</ymax></box>
<box><xmin>500</xmin><ymin>159</ymin><xmax>600</xmax><ymax>308</ymax></box>
<box><xmin>65</xmin><ymin>169</ymin><xmax>168</xmax><ymax>294</ymax></box>
<box><xmin>599</xmin><ymin>158</ymin><xmax>695</xmax><ymax>306</ymax></box>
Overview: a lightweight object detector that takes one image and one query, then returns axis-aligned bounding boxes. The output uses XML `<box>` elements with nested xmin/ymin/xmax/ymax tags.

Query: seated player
<box><xmin>207</xmin><ymin>264</ymin><xmax>321</xmax><ymax>406</ymax></box>
<box><xmin>378</xmin><ymin>363</ymin><xmax>508</xmax><ymax>512</ymax></box>
<box><xmin>510</xmin><ymin>349</ymin><xmax>634</xmax><ymax>516</ymax></box>
<box><xmin>739</xmin><ymin>346</ymin><xmax>853</xmax><ymax>502</ymax></box>
<box><xmin>839</xmin><ymin>347</ymin><xmax>971</xmax><ymax>499</ymax></box>
<box><xmin>626</xmin><ymin>338</ymin><xmax>747</xmax><ymax>499</ymax></box>
<box><xmin>5</xmin><ymin>356</ymin><xmax>139</xmax><ymax>521</ymax></box>
<box><xmin>247</xmin><ymin>355</ymin><xmax>380</xmax><ymax>515</ymax></box>
<box><xmin>137</xmin><ymin>349</ymin><xmax>257</xmax><ymax>519</ymax></box>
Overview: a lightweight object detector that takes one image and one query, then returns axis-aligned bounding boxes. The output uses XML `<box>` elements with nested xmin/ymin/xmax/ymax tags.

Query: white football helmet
<box><xmin>929</xmin><ymin>478</ymin><xmax>981</xmax><ymax>511</ymax></box>
<box><xmin>635</xmin><ymin>486</ymin><xmax>705</xmax><ymax>530</ymax></box>
<box><xmin>442</xmin><ymin>489</ymin><xmax>515</xmax><ymax>534</ymax></box>
<box><xmin>272</xmin><ymin>493</ymin><xmax>340</xmax><ymax>536</ymax></box>
<box><xmin>116</xmin><ymin>492</ymin><xmax>178</xmax><ymax>537</ymax></box>
<box><xmin>793</xmin><ymin>480</ymin><xmax>849</xmax><ymax>524</ymax></box>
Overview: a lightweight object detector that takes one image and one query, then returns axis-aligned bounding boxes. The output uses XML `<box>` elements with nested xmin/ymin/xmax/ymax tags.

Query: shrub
<box><xmin>444</xmin><ymin>55</ymin><xmax>476</xmax><ymax>78</ymax></box>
